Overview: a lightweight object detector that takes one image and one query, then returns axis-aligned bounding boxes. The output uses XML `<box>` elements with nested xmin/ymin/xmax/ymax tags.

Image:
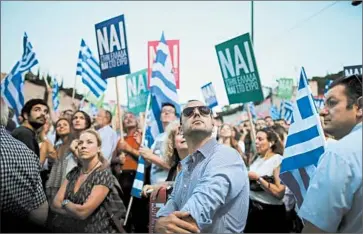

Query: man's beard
<box><xmin>29</xmin><ymin>119</ymin><xmax>45</xmax><ymax>130</ymax></box>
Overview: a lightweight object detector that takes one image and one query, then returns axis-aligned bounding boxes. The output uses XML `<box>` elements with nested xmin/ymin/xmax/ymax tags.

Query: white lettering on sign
<box><xmin>218</xmin><ymin>49</ymin><xmax>235</xmax><ymax>78</ymax></box>
<box><xmin>138</xmin><ymin>74</ymin><xmax>147</xmax><ymax>93</ymax></box>
<box><xmin>234</xmin><ymin>45</ymin><xmax>250</xmax><ymax>75</ymax></box>
<box><xmin>244</xmin><ymin>41</ymin><xmax>255</xmax><ymax>73</ymax></box>
<box><xmin>127</xmin><ymin>76</ymin><xmax>137</xmax><ymax>97</ymax></box>
<box><xmin>97</xmin><ymin>27</ymin><xmax>109</xmax><ymax>55</ymax></box>
<box><xmin>97</xmin><ymin>21</ymin><xmax>126</xmax><ymax>55</ymax></box>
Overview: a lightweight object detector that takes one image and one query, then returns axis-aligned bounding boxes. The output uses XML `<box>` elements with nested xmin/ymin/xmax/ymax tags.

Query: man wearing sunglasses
<box><xmin>155</xmin><ymin>100</ymin><xmax>249</xmax><ymax>233</ymax></box>
<box><xmin>299</xmin><ymin>74</ymin><xmax>362</xmax><ymax>233</ymax></box>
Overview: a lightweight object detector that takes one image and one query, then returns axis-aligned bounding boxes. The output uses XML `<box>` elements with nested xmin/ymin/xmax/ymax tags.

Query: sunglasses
<box><xmin>182</xmin><ymin>106</ymin><xmax>211</xmax><ymax>118</ymax></box>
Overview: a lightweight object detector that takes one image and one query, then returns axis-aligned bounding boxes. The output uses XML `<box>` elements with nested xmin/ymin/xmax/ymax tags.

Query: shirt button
<box><xmin>184</xmin><ymin>184</ymin><xmax>187</xmax><ymax>188</ymax></box>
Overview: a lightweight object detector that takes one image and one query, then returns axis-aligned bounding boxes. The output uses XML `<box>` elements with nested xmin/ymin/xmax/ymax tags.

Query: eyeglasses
<box><xmin>161</xmin><ymin>109</ymin><xmax>175</xmax><ymax>114</ymax></box>
<box><xmin>182</xmin><ymin>106</ymin><xmax>211</xmax><ymax>118</ymax></box>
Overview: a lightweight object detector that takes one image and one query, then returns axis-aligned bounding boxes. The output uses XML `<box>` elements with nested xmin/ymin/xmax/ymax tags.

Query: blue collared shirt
<box><xmin>157</xmin><ymin>137</ymin><xmax>250</xmax><ymax>233</ymax></box>
<box><xmin>299</xmin><ymin>123</ymin><xmax>362</xmax><ymax>233</ymax></box>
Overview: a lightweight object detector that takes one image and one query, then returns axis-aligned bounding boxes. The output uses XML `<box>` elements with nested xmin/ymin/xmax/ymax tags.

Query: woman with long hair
<box><xmin>66</xmin><ymin>110</ymin><xmax>92</xmax><ymax>175</ymax></box>
<box><xmin>141</xmin><ymin>120</ymin><xmax>188</xmax><ymax>196</ymax></box>
<box><xmin>244</xmin><ymin>127</ymin><xmax>287</xmax><ymax>233</ymax></box>
<box><xmin>218</xmin><ymin>123</ymin><xmax>246</xmax><ymax>163</ymax></box>
<box><xmin>51</xmin><ymin>129</ymin><xmax>122</xmax><ymax>233</ymax></box>
<box><xmin>45</xmin><ymin>118</ymin><xmax>72</xmax><ymax>203</ymax></box>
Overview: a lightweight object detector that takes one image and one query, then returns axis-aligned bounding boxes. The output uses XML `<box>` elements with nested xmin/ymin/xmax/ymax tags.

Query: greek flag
<box><xmin>131</xmin><ymin>32</ymin><xmax>181</xmax><ymax>198</ymax></box>
<box><xmin>76</xmin><ymin>39</ymin><xmax>107</xmax><ymax>98</ymax></box>
<box><xmin>282</xmin><ymin>100</ymin><xmax>294</xmax><ymax>124</ymax></box>
<box><xmin>52</xmin><ymin>77</ymin><xmax>60</xmax><ymax>112</ymax></box>
<box><xmin>270</xmin><ymin>105</ymin><xmax>280</xmax><ymax>120</ymax></box>
<box><xmin>279</xmin><ymin>67</ymin><xmax>326</xmax><ymax>208</ymax></box>
<box><xmin>1</xmin><ymin>33</ymin><xmax>39</xmax><ymax>117</ymax></box>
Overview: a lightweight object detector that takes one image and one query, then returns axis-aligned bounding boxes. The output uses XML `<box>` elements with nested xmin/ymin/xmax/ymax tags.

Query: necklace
<box><xmin>82</xmin><ymin>161</ymin><xmax>100</xmax><ymax>174</ymax></box>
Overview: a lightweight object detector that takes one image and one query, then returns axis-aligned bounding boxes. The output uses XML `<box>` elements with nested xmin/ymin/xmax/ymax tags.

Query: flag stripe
<box><xmin>297</xmin><ymin>96</ymin><xmax>314</xmax><ymax>119</ymax></box>
<box><xmin>281</xmin><ymin>146</ymin><xmax>324</xmax><ymax>172</ymax></box>
<box><xmin>280</xmin><ymin>171</ymin><xmax>304</xmax><ymax>207</ymax></box>
<box><xmin>285</xmin><ymin>125</ymin><xmax>320</xmax><ymax>148</ymax></box>
<box><xmin>298</xmin><ymin>168</ymin><xmax>310</xmax><ymax>190</ymax></box>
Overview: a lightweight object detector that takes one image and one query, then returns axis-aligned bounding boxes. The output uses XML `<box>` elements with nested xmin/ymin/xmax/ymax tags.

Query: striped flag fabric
<box><xmin>131</xmin><ymin>32</ymin><xmax>181</xmax><ymax>198</ymax></box>
<box><xmin>282</xmin><ymin>100</ymin><xmax>294</xmax><ymax>124</ymax></box>
<box><xmin>76</xmin><ymin>39</ymin><xmax>107</xmax><ymax>98</ymax></box>
<box><xmin>270</xmin><ymin>105</ymin><xmax>280</xmax><ymax>120</ymax></box>
<box><xmin>279</xmin><ymin>67</ymin><xmax>326</xmax><ymax>208</ymax></box>
<box><xmin>1</xmin><ymin>33</ymin><xmax>39</xmax><ymax>117</ymax></box>
<box><xmin>52</xmin><ymin>77</ymin><xmax>60</xmax><ymax>112</ymax></box>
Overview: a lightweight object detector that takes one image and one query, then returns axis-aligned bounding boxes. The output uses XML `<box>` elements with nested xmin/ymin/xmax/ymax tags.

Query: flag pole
<box><xmin>124</xmin><ymin>92</ymin><xmax>152</xmax><ymax>226</ymax></box>
<box><xmin>246</xmin><ymin>0</ymin><xmax>257</xmax><ymax>167</ymax></box>
<box><xmin>115</xmin><ymin>77</ymin><xmax>124</xmax><ymax>141</ymax></box>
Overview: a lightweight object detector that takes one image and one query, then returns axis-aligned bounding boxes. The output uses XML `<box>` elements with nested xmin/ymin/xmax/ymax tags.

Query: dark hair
<box><xmin>105</xmin><ymin>110</ymin><xmax>112</xmax><ymax>124</ymax></box>
<box><xmin>329</xmin><ymin>74</ymin><xmax>362</xmax><ymax>109</ymax></box>
<box><xmin>257</xmin><ymin>127</ymin><xmax>284</xmax><ymax>155</ymax></box>
<box><xmin>271</xmin><ymin>125</ymin><xmax>288</xmax><ymax>144</ymax></box>
<box><xmin>264</xmin><ymin>116</ymin><xmax>272</xmax><ymax>120</ymax></box>
<box><xmin>54</xmin><ymin>118</ymin><xmax>71</xmax><ymax>144</ymax></box>
<box><xmin>72</xmin><ymin>110</ymin><xmax>92</xmax><ymax>130</ymax></box>
<box><xmin>162</xmin><ymin>102</ymin><xmax>176</xmax><ymax>113</ymax></box>
<box><xmin>21</xmin><ymin>99</ymin><xmax>49</xmax><ymax>119</ymax></box>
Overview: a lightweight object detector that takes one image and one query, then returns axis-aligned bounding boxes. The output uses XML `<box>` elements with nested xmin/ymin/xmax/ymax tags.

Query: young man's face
<box><xmin>321</xmin><ymin>84</ymin><xmax>361</xmax><ymax>139</ymax></box>
<box><xmin>27</xmin><ymin>104</ymin><xmax>49</xmax><ymax>126</ymax></box>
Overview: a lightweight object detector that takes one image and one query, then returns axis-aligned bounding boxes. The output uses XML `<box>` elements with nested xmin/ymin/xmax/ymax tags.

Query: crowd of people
<box><xmin>0</xmin><ymin>74</ymin><xmax>362</xmax><ymax>233</ymax></box>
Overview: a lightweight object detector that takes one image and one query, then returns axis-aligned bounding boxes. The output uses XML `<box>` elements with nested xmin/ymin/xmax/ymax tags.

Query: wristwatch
<box><xmin>61</xmin><ymin>199</ymin><xmax>70</xmax><ymax>208</ymax></box>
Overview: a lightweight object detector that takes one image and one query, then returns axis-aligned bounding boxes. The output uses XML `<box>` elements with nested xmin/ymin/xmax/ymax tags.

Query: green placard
<box><xmin>277</xmin><ymin>78</ymin><xmax>294</xmax><ymax>99</ymax></box>
<box><xmin>126</xmin><ymin>68</ymin><xmax>149</xmax><ymax>115</ymax></box>
<box><xmin>215</xmin><ymin>33</ymin><xmax>264</xmax><ymax>104</ymax></box>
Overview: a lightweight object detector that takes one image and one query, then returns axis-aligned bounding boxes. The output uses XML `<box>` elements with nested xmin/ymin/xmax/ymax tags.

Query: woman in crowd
<box><xmin>45</xmin><ymin>118</ymin><xmax>72</xmax><ymax>203</ymax></box>
<box><xmin>141</xmin><ymin>120</ymin><xmax>188</xmax><ymax>197</ymax></box>
<box><xmin>66</xmin><ymin>110</ymin><xmax>92</xmax><ymax>175</ymax></box>
<box><xmin>51</xmin><ymin>129</ymin><xmax>123</xmax><ymax>233</ymax></box>
<box><xmin>244</xmin><ymin>127</ymin><xmax>287</xmax><ymax>233</ymax></box>
<box><xmin>218</xmin><ymin>123</ymin><xmax>246</xmax><ymax>162</ymax></box>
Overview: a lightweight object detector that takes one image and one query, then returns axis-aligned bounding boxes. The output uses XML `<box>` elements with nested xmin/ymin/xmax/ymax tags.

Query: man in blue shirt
<box><xmin>155</xmin><ymin>100</ymin><xmax>249</xmax><ymax>233</ymax></box>
<box><xmin>300</xmin><ymin>75</ymin><xmax>362</xmax><ymax>233</ymax></box>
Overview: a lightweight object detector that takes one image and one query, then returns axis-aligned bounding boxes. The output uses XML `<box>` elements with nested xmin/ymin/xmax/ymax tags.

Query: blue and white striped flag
<box><xmin>270</xmin><ymin>105</ymin><xmax>280</xmax><ymax>120</ymax></box>
<box><xmin>52</xmin><ymin>77</ymin><xmax>60</xmax><ymax>112</ymax></box>
<box><xmin>280</xmin><ymin>67</ymin><xmax>326</xmax><ymax>208</ymax></box>
<box><xmin>1</xmin><ymin>33</ymin><xmax>39</xmax><ymax>117</ymax></box>
<box><xmin>131</xmin><ymin>32</ymin><xmax>181</xmax><ymax>198</ymax></box>
<box><xmin>76</xmin><ymin>39</ymin><xmax>107</xmax><ymax>98</ymax></box>
<box><xmin>282</xmin><ymin>100</ymin><xmax>294</xmax><ymax>124</ymax></box>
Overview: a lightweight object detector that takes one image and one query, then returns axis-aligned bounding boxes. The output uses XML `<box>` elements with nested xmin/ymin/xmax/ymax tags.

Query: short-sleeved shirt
<box><xmin>0</xmin><ymin>126</ymin><xmax>46</xmax><ymax>228</ymax></box>
<box><xmin>299</xmin><ymin>123</ymin><xmax>362</xmax><ymax>233</ymax></box>
<box><xmin>53</xmin><ymin>167</ymin><xmax>117</xmax><ymax>233</ymax></box>
<box><xmin>249</xmin><ymin>154</ymin><xmax>284</xmax><ymax>205</ymax></box>
<box><xmin>11</xmin><ymin>125</ymin><xmax>40</xmax><ymax>157</ymax></box>
<box><xmin>121</xmin><ymin>135</ymin><xmax>140</xmax><ymax>171</ymax></box>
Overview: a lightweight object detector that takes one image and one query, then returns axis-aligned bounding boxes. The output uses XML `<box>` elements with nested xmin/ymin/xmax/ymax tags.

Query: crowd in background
<box><xmin>1</xmin><ymin>74</ymin><xmax>362</xmax><ymax>233</ymax></box>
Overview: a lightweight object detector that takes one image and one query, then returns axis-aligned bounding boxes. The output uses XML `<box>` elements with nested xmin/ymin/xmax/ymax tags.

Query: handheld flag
<box><xmin>1</xmin><ymin>33</ymin><xmax>39</xmax><ymax>117</ymax></box>
<box><xmin>76</xmin><ymin>39</ymin><xmax>107</xmax><ymax>98</ymax></box>
<box><xmin>279</xmin><ymin>67</ymin><xmax>326</xmax><ymax>208</ymax></box>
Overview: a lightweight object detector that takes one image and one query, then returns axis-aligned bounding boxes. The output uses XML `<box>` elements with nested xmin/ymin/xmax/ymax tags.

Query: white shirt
<box><xmin>249</xmin><ymin>154</ymin><xmax>284</xmax><ymax>205</ymax></box>
<box><xmin>299</xmin><ymin>123</ymin><xmax>362</xmax><ymax>233</ymax></box>
<box><xmin>97</xmin><ymin>125</ymin><xmax>118</xmax><ymax>163</ymax></box>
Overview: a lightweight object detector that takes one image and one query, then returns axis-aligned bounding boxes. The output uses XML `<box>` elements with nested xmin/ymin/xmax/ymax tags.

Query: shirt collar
<box><xmin>197</xmin><ymin>137</ymin><xmax>218</xmax><ymax>158</ymax></box>
<box><xmin>351</xmin><ymin>122</ymin><xmax>362</xmax><ymax>134</ymax></box>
